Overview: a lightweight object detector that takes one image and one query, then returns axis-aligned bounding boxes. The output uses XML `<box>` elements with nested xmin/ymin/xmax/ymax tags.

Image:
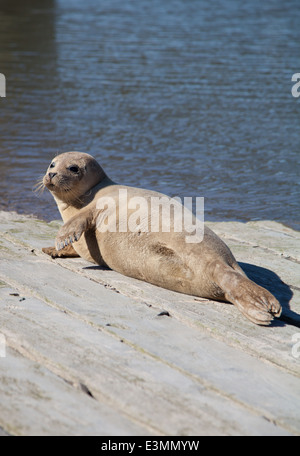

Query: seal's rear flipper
<box><xmin>212</xmin><ymin>262</ymin><xmax>282</xmax><ymax>325</ymax></box>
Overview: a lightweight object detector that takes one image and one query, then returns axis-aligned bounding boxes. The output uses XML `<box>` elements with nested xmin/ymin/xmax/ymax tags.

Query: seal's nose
<box><xmin>48</xmin><ymin>172</ymin><xmax>57</xmax><ymax>180</ymax></box>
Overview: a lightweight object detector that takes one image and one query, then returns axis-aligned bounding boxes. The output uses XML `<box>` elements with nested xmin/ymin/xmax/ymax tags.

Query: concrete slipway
<box><xmin>0</xmin><ymin>210</ymin><xmax>299</xmax><ymax>436</ymax></box>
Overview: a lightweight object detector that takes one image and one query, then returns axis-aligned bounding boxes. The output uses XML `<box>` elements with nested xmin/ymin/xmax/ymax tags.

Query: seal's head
<box><xmin>43</xmin><ymin>151</ymin><xmax>106</xmax><ymax>206</ymax></box>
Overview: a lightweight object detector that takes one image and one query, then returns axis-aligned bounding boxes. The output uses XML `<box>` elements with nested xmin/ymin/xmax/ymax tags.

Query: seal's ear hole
<box><xmin>69</xmin><ymin>166</ymin><xmax>79</xmax><ymax>173</ymax></box>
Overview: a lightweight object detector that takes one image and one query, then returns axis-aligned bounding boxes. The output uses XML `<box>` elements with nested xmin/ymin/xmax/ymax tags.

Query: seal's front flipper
<box><xmin>212</xmin><ymin>262</ymin><xmax>282</xmax><ymax>325</ymax></box>
<box><xmin>42</xmin><ymin>244</ymin><xmax>80</xmax><ymax>258</ymax></box>
<box><xmin>55</xmin><ymin>210</ymin><xmax>95</xmax><ymax>251</ymax></box>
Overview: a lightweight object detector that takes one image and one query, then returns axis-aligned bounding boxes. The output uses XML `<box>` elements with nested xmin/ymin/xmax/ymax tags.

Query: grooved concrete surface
<box><xmin>0</xmin><ymin>211</ymin><xmax>299</xmax><ymax>436</ymax></box>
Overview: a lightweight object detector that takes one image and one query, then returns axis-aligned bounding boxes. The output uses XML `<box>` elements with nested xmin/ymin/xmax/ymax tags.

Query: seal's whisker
<box><xmin>57</xmin><ymin>182</ymin><xmax>84</xmax><ymax>207</ymax></box>
<box><xmin>66</xmin><ymin>188</ymin><xmax>84</xmax><ymax>207</ymax></box>
<box><xmin>33</xmin><ymin>177</ymin><xmax>45</xmax><ymax>195</ymax></box>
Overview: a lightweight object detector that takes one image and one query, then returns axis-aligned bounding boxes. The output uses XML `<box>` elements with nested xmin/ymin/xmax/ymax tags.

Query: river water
<box><xmin>0</xmin><ymin>0</ymin><xmax>299</xmax><ymax>229</ymax></box>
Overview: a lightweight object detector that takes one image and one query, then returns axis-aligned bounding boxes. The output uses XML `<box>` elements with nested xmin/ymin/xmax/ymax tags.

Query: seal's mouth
<box><xmin>43</xmin><ymin>175</ymin><xmax>75</xmax><ymax>195</ymax></box>
<box><xmin>43</xmin><ymin>175</ymin><xmax>56</xmax><ymax>190</ymax></box>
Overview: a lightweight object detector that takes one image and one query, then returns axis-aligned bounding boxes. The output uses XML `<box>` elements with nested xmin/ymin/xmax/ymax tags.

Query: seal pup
<box><xmin>41</xmin><ymin>151</ymin><xmax>282</xmax><ymax>325</ymax></box>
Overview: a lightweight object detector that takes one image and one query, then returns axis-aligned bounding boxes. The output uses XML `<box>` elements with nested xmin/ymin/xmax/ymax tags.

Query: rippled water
<box><xmin>0</xmin><ymin>0</ymin><xmax>299</xmax><ymax>229</ymax></box>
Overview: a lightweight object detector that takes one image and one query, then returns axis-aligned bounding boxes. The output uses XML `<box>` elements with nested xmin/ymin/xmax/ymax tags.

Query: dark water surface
<box><xmin>0</xmin><ymin>0</ymin><xmax>299</xmax><ymax>229</ymax></box>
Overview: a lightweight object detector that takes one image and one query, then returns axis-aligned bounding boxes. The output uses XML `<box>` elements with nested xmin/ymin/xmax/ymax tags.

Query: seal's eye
<box><xmin>49</xmin><ymin>162</ymin><xmax>55</xmax><ymax>168</ymax></box>
<box><xmin>69</xmin><ymin>166</ymin><xmax>79</xmax><ymax>173</ymax></box>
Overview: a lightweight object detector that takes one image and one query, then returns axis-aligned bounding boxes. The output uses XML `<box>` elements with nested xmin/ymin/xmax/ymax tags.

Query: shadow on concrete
<box><xmin>239</xmin><ymin>262</ymin><xmax>300</xmax><ymax>328</ymax></box>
